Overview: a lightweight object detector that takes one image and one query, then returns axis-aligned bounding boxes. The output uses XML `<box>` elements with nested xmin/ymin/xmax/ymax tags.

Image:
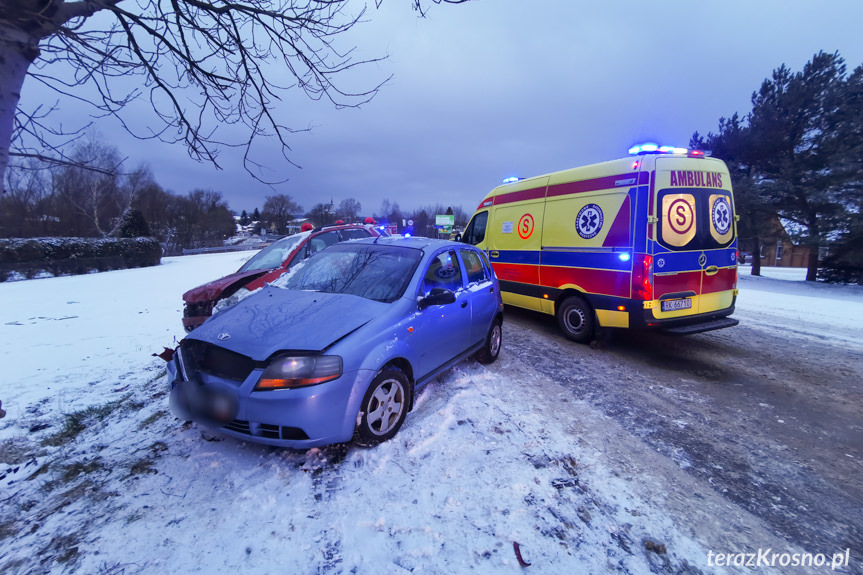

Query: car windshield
<box><xmin>280</xmin><ymin>243</ymin><xmax>423</xmax><ymax>302</ymax></box>
<box><xmin>238</xmin><ymin>233</ymin><xmax>307</xmax><ymax>272</ymax></box>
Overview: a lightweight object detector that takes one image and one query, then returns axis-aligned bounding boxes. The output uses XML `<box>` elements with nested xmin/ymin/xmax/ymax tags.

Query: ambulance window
<box><xmin>658</xmin><ymin>189</ymin><xmax>734</xmax><ymax>251</ymax></box>
<box><xmin>462</xmin><ymin>211</ymin><xmax>488</xmax><ymax>245</ymax></box>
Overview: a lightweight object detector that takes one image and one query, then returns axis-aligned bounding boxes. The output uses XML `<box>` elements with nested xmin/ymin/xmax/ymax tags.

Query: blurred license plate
<box><xmin>661</xmin><ymin>298</ymin><xmax>692</xmax><ymax>312</ymax></box>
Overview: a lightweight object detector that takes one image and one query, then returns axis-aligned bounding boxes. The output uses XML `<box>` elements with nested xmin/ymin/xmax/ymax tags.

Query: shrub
<box><xmin>0</xmin><ymin>237</ymin><xmax>162</xmax><ymax>281</ymax></box>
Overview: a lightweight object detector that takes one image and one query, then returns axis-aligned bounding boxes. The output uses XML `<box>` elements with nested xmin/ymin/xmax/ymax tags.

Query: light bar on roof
<box><xmin>628</xmin><ymin>143</ymin><xmax>708</xmax><ymax>156</ymax></box>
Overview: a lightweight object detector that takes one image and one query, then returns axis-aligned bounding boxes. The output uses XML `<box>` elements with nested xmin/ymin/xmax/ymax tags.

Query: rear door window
<box><xmin>658</xmin><ymin>189</ymin><xmax>734</xmax><ymax>251</ymax></box>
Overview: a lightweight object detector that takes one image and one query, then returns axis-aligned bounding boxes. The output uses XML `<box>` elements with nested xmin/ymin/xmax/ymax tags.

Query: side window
<box><xmin>307</xmin><ymin>231</ymin><xmax>340</xmax><ymax>257</ymax></box>
<box><xmin>340</xmin><ymin>228</ymin><xmax>371</xmax><ymax>241</ymax></box>
<box><xmin>421</xmin><ymin>250</ymin><xmax>463</xmax><ymax>297</ymax></box>
<box><xmin>460</xmin><ymin>250</ymin><xmax>488</xmax><ymax>285</ymax></box>
<box><xmin>462</xmin><ymin>211</ymin><xmax>488</xmax><ymax>246</ymax></box>
<box><xmin>477</xmin><ymin>250</ymin><xmax>494</xmax><ymax>277</ymax></box>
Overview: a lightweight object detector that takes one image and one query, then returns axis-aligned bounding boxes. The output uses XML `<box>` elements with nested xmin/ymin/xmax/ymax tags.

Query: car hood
<box><xmin>182</xmin><ymin>269</ymin><xmax>270</xmax><ymax>303</ymax></box>
<box><xmin>187</xmin><ymin>286</ymin><xmax>386</xmax><ymax>359</ymax></box>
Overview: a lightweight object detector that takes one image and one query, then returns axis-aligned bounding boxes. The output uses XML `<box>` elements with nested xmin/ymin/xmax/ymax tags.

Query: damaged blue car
<box><xmin>167</xmin><ymin>236</ymin><xmax>503</xmax><ymax>448</ymax></box>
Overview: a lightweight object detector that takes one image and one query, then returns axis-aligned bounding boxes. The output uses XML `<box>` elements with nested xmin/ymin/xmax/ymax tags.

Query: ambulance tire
<box><xmin>557</xmin><ymin>295</ymin><xmax>595</xmax><ymax>344</ymax></box>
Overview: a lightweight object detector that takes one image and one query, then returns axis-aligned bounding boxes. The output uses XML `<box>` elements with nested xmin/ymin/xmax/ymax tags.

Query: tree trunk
<box><xmin>0</xmin><ymin>23</ymin><xmax>40</xmax><ymax>194</ymax></box>
<box><xmin>751</xmin><ymin>236</ymin><xmax>762</xmax><ymax>276</ymax></box>
<box><xmin>806</xmin><ymin>249</ymin><xmax>819</xmax><ymax>282</ymax></box>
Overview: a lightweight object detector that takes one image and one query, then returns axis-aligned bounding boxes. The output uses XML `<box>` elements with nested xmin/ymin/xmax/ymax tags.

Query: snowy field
<box><xmin>0</xmin><ymin>253</ymin><xmax>861</xmax><ymax>574</ymax></box>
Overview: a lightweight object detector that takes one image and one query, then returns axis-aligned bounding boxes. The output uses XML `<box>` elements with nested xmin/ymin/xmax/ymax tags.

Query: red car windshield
<box><xmin>238</xmin><ymin>234</ymin><xmax>307</xmax><ymax>272</ymax></box>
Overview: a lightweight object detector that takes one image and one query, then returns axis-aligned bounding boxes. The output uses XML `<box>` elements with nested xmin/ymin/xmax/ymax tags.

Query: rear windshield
<box><xmin>238</xmin><ymin>234</ymin><xmax>307</xmax><ymax>272</ymax></box>
<box><xmin>280</xmin><ymin>244</ymin><xmax>423</xmax><ymax>302</ymax></box>
<box><xmin>657</xmin><ymin>188</ymin><xmax>734</xmax><ymax>251</ymax></box>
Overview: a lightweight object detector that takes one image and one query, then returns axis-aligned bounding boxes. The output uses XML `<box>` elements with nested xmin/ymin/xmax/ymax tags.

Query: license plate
<box><xmin>661</xmin><ymin>298</ymin><xmax>692</xmax><ymax>312</ymax></box>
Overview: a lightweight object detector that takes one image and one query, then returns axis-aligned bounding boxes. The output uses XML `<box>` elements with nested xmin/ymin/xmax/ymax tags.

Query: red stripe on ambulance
<box><xmin>547</xmin><ymin>172</ymin><xmax>649</xmax><ymax>198</ymax></box>
<box><xmin>654</xmin><ymin>271</ymin><xmax>701</xmax><ymax>298</ymax></box>
<box><xmin>492</xmin><ymin>186</ymin><xmax>546</xmax><ymax>206</ymax></box>
<box><xmin>702</xmin><ymin>267</ymin><xmax>737</xmax><ymax>294</ymax></box>
<box><xmin>541</xmin><ymin>267</ymin><xmax>630</xmax><ymax>298</ymax></box>
<box><xmin>602</xmin><ymin>194</ymin><xmax>631</xmax><ymax>247</ymax></box>
<box><xmin>491</xmin><ymin>262</ymin><xmax>540</xmax><ymax>285</ymax></box>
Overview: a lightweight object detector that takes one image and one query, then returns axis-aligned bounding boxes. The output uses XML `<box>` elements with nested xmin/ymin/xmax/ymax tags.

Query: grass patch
<box><xmin>41</xmin><ymin>395</ymin><xmax>132</xmax><ymax>447</ymax></box>
<box><xmin>60</xmin><ymin>458</ymin><xmax>103</xmax><ymax>483</ymax></box>
<box><xmin>138</xmin><ymin>410</ymin><xmax>168</xmax><ymax>429</ymax></box>
<box><xmin>128</xmin><ymin>458</ymin><xmax>157</xmax><ymax>477</ymax></box>
<box><xmin>0</xmin><ymin>437</ymin><xmax>44</xmax><ymax>464</ymax></box>
<box><xmin>0</xmin><ymin>519</ymin><xmax>18</xmax><ymax>541</ymax></box>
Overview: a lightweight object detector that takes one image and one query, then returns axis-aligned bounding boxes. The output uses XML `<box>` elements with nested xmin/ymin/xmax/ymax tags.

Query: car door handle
<box><xmin>461</xmin><ymin>301</ymin><xmax>468</xmax><ymax>308</ymax></box>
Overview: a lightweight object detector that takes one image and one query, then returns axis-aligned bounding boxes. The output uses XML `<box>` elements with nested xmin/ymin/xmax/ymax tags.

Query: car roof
<box><xmin>311</xmin><ymin>223</ymin><xmax>373</xmax><ymax>233</ymax></box>
<box><xmin>345</xmin><ymin>236</ymin><xmax>469</xmax><ymax>251</ymax></box>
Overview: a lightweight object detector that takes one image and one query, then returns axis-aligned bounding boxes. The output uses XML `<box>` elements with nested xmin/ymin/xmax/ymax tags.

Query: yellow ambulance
<box><xmin>460</xmin><ymin>144</ymin><xmax>739</xmax><ymax>343</ymax></box>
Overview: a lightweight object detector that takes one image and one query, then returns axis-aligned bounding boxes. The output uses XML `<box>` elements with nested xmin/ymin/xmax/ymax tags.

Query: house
<box><xmin>754</xmin><ymin>216</ymin><xmax>812</xmax><ymax>268</ymax></box>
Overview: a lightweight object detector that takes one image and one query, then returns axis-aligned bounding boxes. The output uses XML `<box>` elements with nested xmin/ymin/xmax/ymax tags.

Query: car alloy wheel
<box><xmin>355</xmin><ymin>368</ymin><xmax>411</xmax><ymax>446</ymax></box>
<box><xmin>475</xmin><ymin>318</ymin><xmax>502</xmax><ymax>364</ymax></box>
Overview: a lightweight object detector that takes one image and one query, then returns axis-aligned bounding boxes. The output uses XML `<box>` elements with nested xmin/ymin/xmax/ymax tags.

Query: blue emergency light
<box><xmin>628</xmin><ymin>143</ymin><xmax>709</xmax><ymax>156</ymax></box>
<box><xmin>502</xmin><ymin>177</ymin><xmax>520</xmax><ymax>184</ymax></box>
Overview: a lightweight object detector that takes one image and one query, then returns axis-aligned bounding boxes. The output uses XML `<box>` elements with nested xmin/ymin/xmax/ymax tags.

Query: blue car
<box><xmin>167</xmin><ymin>236</ymin><xmax>504</xmax><ymax>448</ymax></box>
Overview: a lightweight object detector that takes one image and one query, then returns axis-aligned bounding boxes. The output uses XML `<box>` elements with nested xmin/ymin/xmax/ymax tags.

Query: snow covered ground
<box><xmin>1</xmin><ymin>254</ymin><xmax>860</xmax><ymax>574</ymax></box>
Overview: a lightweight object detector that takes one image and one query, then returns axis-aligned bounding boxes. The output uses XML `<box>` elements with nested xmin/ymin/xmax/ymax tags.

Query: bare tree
<box><xmin>0</xmin><ymin>0</ymin><xmax>471</xmax><ymax>194</ymax></box>
<box><xmin>337</xmin><ymin>197</ymin><xmax>361</xmax><ymax>222</ymax></box>
<box><xmin>262</xmin><ymin>193</ymin><xmax>303</xmax><ymax>234</ymax></box>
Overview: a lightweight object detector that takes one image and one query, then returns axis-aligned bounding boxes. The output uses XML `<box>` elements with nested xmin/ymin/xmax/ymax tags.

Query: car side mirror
<box><xmin>418</xmin><ymin>287</ymin><xmax>456</xmax><ymax>310</ymax></box>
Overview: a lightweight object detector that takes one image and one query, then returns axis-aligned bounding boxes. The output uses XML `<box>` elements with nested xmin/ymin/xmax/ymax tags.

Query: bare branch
<box><xmin>2</xmin><ymin>0</ymin><xmax>470</xmax><ymax>190</ymax></box>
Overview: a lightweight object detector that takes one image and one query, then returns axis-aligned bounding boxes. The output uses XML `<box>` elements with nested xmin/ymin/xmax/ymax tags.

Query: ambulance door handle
<box><xmin>490</xmin><ymin>251</ymin><xmax>499</xmax><ymax>258</ymax></box>
<box><xmin>704</xmin><ymin>266</ymin><xmax>719</xmax><ymax>276</ymax></box>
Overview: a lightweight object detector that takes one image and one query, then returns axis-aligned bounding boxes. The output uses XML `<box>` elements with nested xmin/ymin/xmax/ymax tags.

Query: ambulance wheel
<box><xmin>557</xmin><ymin>295</ymin><xmax>595</xmax><ymax>344</ymax></box>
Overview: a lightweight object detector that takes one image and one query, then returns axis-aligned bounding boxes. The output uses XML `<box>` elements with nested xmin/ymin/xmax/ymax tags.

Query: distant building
<box><xmin>287</xmin><ymin>217</ymin><xmax>312</xmax><ymax>235</ymax></box>
<box><xmin>756</xmin><ymin>217</ymin><xmax>812</xmax><ymax>268</ymax></box>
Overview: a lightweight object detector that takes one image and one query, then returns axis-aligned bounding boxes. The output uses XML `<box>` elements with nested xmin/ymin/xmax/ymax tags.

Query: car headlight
<box><xmin>255</xmin><ymin>355</ymin><xmax>343</xmax><ymax>390</ymax></box>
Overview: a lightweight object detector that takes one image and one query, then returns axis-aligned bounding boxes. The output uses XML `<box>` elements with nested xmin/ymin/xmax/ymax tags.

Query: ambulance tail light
<box><xmin>632</xmin><ymin>254</ymin><xmax>654</xmax><ymax>301</ymax></box>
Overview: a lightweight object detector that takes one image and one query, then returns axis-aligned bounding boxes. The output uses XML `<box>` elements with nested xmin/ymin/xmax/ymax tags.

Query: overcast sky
<box><xmin>20</xmin><ymin>0</ymin><xmax>863</xmax><ymax>217</ymax></box>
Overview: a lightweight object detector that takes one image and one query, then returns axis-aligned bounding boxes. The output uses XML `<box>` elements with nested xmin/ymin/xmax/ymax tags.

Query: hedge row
<box><xmin>0</xmin><ymin>237</ymin><xmax>162</xmax><ymax>281</ymax></box>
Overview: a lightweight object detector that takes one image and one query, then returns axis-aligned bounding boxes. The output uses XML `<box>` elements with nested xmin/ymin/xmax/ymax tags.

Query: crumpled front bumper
<box><xmin>166</xmin><ymin>348</ymin><xmax>373</xmax><ymax>448</ymax></box>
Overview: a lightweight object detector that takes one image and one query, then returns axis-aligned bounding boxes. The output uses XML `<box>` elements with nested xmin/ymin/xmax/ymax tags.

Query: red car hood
<box><xmin>183</xmin><ymin>269</ymin><xmax>271</xmax><ymax>303</ymax></box>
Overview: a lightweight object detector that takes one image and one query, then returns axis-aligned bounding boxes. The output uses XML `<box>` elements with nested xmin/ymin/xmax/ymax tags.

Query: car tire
<box><xmin>354</xmin><ymin>368</ymin><xmax>411</xmax><ymax>446</ymax></box>
<box><xmin>475</xmin><ymin>317</ymin><xmax>502</xmax><ymax>364</ymax></box>
<box><xmin>556</xmin><ymin>295</ymin><xmax>595</xmax><ymax>344</ymax></box>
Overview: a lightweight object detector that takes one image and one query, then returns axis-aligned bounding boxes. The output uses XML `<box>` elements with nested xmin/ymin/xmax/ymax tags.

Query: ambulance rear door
<box><xmin>652</xmin><ymin>157</ymin><xmax>737</xmax><ymax>318</ymax></box>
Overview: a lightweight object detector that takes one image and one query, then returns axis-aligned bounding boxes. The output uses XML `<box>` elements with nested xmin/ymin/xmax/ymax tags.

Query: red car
<box><xmin>182</xmin><ymin>223</ymin><xmax>383</xmax><ymax>331</ymax></box>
